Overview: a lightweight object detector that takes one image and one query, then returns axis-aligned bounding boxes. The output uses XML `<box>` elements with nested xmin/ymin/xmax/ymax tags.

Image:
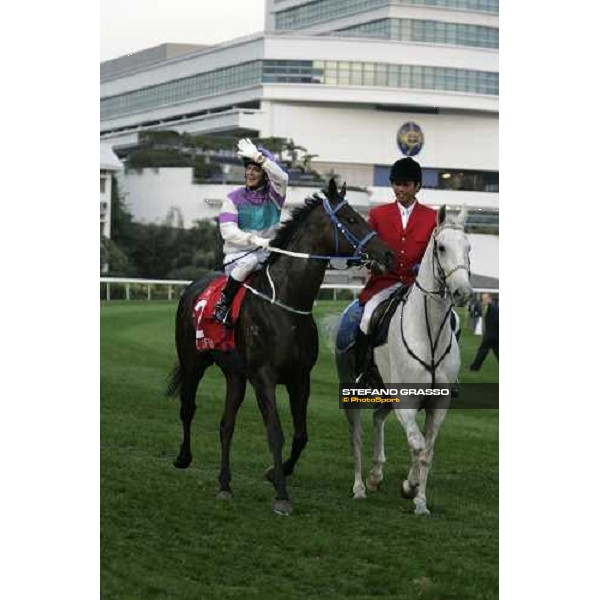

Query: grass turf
<box><xmin>101</xmin><ymin>300</ymin><xmax>498</xmax><ymax>600</ymax></box>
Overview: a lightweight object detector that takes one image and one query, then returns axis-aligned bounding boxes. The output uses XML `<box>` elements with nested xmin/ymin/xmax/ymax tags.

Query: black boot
<box><xmin>354</xmin><ymin>330</ymin><xmax>375</xmax><ymax>385</ymax></box>
<box><xmin>213</xmin><ymin>277</ymin><xmax>242</xmax><ymax>326</ymax></box>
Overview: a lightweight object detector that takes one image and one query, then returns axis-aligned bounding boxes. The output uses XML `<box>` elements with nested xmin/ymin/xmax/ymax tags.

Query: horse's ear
<box><xmin>327</xmin><ymin>177</ymin><xmax>337</xmax><ymax>199</ymax></box>
<box><xmin>457</xmin><ymin>204</ymin><xmax>468</xmax><ymax>227</ymax></box>
<box><xmin>341</xmin><ymin>181</ymin><xmax>347</xmax><ymax>198</ymax></box>
<box><xmin>437</xmin><ymin>205</ymin><xmax>447</xmax><ymax>225</ymax></box>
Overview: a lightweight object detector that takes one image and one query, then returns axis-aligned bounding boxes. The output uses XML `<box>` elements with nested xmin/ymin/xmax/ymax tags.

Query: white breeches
<box><xmin>224</xmin><ymin>248</ymin><xmax>270</xmax><ymax>281</ymax></box>
<box><xmin>359</xmin><ymin>283</ymin><xmax>404</xmax><ymax>334</ymax></box>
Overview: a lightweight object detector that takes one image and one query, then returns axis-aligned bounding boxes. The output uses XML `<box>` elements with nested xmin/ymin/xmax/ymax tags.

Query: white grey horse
<box><xmin>336</xmin><ymin>205</ymin><xmax>473</xmax><ymax>515</ymax></box>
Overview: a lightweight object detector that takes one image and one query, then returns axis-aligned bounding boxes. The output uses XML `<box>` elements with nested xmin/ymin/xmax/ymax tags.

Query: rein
<box><xmin>399</xmin><ymin>222</ymin><xmax>468</xmax><ymax>385</ymax></box>
<box><xmin>399</xmin><ymin>290</ymin><xmax>454</xmax><ymax>386</ymax></box>
<box><xmin>245</xmin><ymin>194</ymin><xmax>379</xmax><ymax>315</ymax></box>
<box><xmin>262</xmin><ymin>195</ymin><xmax>376</xmax><ymax>262</ymax></box>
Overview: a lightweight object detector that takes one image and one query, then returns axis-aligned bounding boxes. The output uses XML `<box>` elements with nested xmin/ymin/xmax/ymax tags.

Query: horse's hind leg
<box><xmin>411</xmin><ymin>408</ymin><xmax>448</xmax><ymax>515</ymax></box>
<box><xmin>345</xmin><ymin>407</ymin><xmax>366</xmax><ymax>499</ymax></box>
<box><xmin>216</xmin><ymin>368</ymin><xmax>247</xmax><ymax>499</ymax></box>
<box><xmin>174</xmin><ymin>355</ymin><xmax>211</xmax><ymax>469</ymax></box>
<box><xmin>367</xmin><ymin>405</ymin><xmax>392</xmax><ymax>492</ymax></box>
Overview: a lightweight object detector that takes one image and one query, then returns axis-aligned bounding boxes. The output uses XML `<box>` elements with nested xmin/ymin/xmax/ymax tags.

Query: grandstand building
<box><xmin>100</xmin><ymin>0</ymin><xmax>498</xmax><ymax>283</ymax></box>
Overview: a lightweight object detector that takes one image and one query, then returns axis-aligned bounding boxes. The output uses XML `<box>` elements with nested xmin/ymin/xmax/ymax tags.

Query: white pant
<box><xmin>359</xmin><ymin>283</ymin><xmax>404</xmax><ymax>334</ymax></box>
<box><xmin>224</xmin><ymin>248</ymin><xmax>270</xmax><ymax>281</ymax></box>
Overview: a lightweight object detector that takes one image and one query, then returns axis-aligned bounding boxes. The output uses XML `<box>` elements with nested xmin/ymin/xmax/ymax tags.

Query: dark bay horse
<box><xmin>167</xmin><ymin>179</ymin><xmax>394</xmax><ymax>515</ymax></box>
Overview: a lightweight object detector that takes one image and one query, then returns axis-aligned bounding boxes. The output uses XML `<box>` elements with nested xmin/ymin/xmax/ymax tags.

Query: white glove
<box><xmin>249</xmin><ymin>234</ymin><xmax>270</xmax><ymax>248</ymax></box>
<box><xmin>237</xmin><ymin>138</ymin><xmax>264</xmax><ymax>164</ymax></box>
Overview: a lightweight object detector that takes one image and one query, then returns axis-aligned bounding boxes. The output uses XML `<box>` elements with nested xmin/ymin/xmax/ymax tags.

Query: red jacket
<box><xmin>359</xmin><ymin>201</ymin><xmax>437</xmax><ymax>304</ymax></box>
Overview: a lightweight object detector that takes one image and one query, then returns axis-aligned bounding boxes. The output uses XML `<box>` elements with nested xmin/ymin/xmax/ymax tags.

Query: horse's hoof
<box><xmin>216</xmin><ymin>490</ymin><xmax>233</xmax><ymax>501</ymax></box>
<box><xmin>400</xmin><ymin>480</ymin><xmax>419</xmax><ymax>499</ymax></box>
<box><xmin>273</xmin><ymin>499</ymin><xmax>293</xmax><ymax>516</ymax></box>
<box><xmin>414</xmin><ymin>505</ymin><xmax>431</xmax><ymax>516</ymax></box>
<box><xmin>366</xmin><ymin>475</ymin><xmax>382</xmax><ymax>492</ymax></box>
<box><xmin>352</xmin><ymin>489</ymin><xmax>367</xmax><ymax>500</ymax></box>
<box><xmin>173</xmin><ymin>455</ymin><xmax>192</xmax><ymax>469</ymax></box>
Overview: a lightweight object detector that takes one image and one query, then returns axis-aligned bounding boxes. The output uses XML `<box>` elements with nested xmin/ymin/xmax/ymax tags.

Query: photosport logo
<box><xmin>397</xmin><ymin>122</ymin><xmax>424</xmax><ymax>157</ymax></box>
<box><xmin>338</xmin><ymin>384</ymin><xmax>499</xmax><ymax>409</ymax></box>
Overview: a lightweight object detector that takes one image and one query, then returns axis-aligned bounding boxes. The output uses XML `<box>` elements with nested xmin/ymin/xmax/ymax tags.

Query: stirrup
<box><xmin>213</xmin><ymin>301</ymin><xmax>231</xmax><ymax>326</ymax></box>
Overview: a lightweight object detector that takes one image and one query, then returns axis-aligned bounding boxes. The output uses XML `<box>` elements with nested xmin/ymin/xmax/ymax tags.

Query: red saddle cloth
<box><xmin>193</xmin><ymin>276</ymin><xmax>247</xmax><ymax>352</ymax></box>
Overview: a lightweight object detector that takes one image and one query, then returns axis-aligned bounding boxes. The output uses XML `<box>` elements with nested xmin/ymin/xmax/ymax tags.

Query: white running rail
<box><xmin>100</xmin><ymin>277</ymin><xmax>498</xmax><ymax>302</ymax></box>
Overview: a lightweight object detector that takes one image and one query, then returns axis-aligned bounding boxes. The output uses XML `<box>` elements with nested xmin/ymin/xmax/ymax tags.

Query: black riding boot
<box><xmin>354</xmin><ymin>330</ymin><xmax>375</xmax><ymax>384</ymax></box>
<box><xmin>213</xmin><ymin>277</ymin><xmax>242</xmax><ymax>326</ymax></box>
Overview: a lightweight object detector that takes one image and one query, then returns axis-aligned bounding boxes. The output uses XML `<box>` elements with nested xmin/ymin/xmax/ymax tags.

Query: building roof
<box><xmin>100</xmin><ymin>143</ymin><xmax>123</xmax><ymax>171</ymax></box>
<box><xmin>100</xmin><ymin>43</ymin><xmax>209</xmax><ymax>81</ymax></box>
<box><xmin>470</xmin><ymin>274</ymin><xmax>499</xmax><ymax>290</ymax></box>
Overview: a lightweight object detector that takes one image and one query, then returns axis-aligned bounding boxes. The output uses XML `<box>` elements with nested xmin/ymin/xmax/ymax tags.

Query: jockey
<box><xmin>213</xmin><ymin>138</ymin><xmax>289</xmax><ymax>325</ymax></box>
<box><xmin>354</xmin><ymin>156</ymin><xmax>437</xmax><ymax>382</ymax></box>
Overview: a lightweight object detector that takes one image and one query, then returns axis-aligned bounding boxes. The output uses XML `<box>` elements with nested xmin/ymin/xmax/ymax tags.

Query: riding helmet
<box><xmin>389</xmin><ymin>157</ymin><xmax>422</xmax><ymax>186</ymax></box>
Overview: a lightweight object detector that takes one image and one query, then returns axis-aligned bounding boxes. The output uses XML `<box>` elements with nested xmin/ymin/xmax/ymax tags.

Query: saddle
<box><xmin>193</xmin><ymin>276</ymin><xmax>247</xmax><ymax>352</ymax></box>
<box><xmin>370</xmin><ymin>285</ymin><xmax>410</xmax><ymax>348</ymax></box>
<box><xmin>336</xmin><ymin>285</ymin><xmax>410</xmax><ymax>354</ymax></box>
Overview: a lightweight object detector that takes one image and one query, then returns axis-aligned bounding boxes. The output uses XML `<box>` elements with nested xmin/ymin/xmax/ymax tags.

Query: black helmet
<box><xmin>389</xmin><ymin>157</ymin><xmax>422</xmax><ymax>186</ymax></box>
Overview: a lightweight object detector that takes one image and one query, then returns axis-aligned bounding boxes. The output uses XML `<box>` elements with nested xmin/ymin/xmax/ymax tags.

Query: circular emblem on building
<box><xmin>397</xmin><ymin>122</ymin><xmax>424</xmax><ymax>156</ymax></box>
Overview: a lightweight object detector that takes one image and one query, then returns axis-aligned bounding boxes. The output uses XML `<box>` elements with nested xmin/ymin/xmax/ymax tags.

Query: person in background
<box><xmin>213</xmin><ymin>138</ymin><xmax>289</xmax><ymax>325</ymax></box>
<box><xmin>468</xmin><ymin>295</ymin><xmax>483</xmax><ymax>332</ymax></box>
<box><xmin>469</xmin><ymin>292</ymin><xmax>499</xmax><ymax>370</ymax></box>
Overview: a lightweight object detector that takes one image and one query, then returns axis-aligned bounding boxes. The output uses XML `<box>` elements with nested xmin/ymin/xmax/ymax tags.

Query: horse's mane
<box><xmin>268</xmin><ymin>195</ymin><xmax>322</xmax><ymax>254</ymax></box>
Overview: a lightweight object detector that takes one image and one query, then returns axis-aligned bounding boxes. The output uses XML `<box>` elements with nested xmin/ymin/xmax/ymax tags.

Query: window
<box><xmin>333</xmin><ymin>18</ymin><xmax>498</xmax><ymax>49</ymax></box>
<box><xmin>376</xmin><ymin>166</ymin><xmax>498</xmax><ymax>192</ymax></box>
<box><xmin>102</xmin><ymin>59</ymin><xmax>498</xmax><ymax>120</ymax></box>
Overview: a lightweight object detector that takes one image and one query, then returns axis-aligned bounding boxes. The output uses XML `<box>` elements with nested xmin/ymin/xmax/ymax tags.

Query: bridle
<box><xmin>414</xmin><ymin>223</ymin><xmax>471</xmax><ymax>301</ymax></box>
<box><xmin>400</xmin><ymin>222</ymin><xmax>471</xmax><ymax>385</ymax></box>
<box><xmin>264</xmin><ymin>194</ymin><xmax>378</xmax><ymax>264</ymax></box>
<box><xmin>321</xmin><ymin>195</ymin><xmax>378</xmax><ymax>264</ymax></box>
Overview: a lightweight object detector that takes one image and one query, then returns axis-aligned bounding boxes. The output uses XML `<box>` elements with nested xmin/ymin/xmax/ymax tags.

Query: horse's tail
<box><xmin>318</xmin><ymin>308</ymin><xmax>356</xmax><ymax>383</ymax></box>
<box><xmin>165</xmin><ymin>363</ymin><xmax>183</xmax><ymax>398</ymax></box>
<box><xmin>319</xmin><ymin>312</ymin><xmax>343</xmax><ymax>355</ymax></box>
<box><xmin>167</xmin><ymin>270</ymin><xmax>223</xmax><ymax>400</ymax></box>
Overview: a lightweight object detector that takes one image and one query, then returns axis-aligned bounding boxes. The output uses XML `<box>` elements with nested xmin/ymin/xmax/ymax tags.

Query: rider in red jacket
<box><xmin>355</xmin><ymin>157</ymin><xmax>437</xmax><ymax>382</ymax></box>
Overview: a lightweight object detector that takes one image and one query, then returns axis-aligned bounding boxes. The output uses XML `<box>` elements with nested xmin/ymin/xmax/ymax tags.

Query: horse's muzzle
<box><xmin>452</xmin><ymin>286</ymin><xmax>473</xmax><ymax>307</ymax></box>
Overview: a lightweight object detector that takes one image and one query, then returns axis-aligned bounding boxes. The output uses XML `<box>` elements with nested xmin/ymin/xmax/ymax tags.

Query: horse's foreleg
<box><xmin>345</xmin><ymin>407</ymin><xmax>366</xmax><ymax>499</ymax></box>
<box><xmin>394</xmin><ymin>408</ymin><xmax>426</xmax><ymax>506</ymax></box>
<box><xmin>216</xmin><ymin>369</ymin><xmax>247</xmax><ymax>499</ymax></box>
<box><xmin>174</xmin><ymin>357</ymin><xmax>209</xmax><ymax>469</ymax></box>
<box><xmin>253</xmin><ymin>374</ymin><xmax>291</xmax><ymax>515</ymax></box>
<box><xmin>282</xmin><ymin>374</ymin><xmax>310</xmax><ymax>478</ymax></box>
<box><xmin>412</xmin><ymin>408</ymin><xmax>448</xmax><ymax>515</ymax></box>
<box><xmin>367</xmin><ymin>405</ymin><xmax>392</xmax><ymax>492</ymax></box>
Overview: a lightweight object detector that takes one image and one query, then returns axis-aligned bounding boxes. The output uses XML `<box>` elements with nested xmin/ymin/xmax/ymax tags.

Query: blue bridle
<box><xmin>320</xmin><ymin>195</ymin><xmax>378</xmax><ymax>263</ymax></box>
